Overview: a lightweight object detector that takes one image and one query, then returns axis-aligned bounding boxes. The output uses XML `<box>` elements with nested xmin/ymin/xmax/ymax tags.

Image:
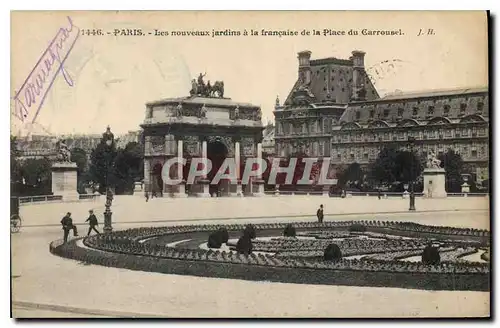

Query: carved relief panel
<box><xmin>241</xmin><ymin>136</ymin><xmax>255</xmax><ymax>157</ymax></box>
<box><xmin>150</xmin><ymin>136</ymin><xmax>165</xmax><ymax>154</ymax></box>
<box><xmin>184</xmin><ymin>135</ymin><xmax>200</xmax><ymax>156</ymax></box>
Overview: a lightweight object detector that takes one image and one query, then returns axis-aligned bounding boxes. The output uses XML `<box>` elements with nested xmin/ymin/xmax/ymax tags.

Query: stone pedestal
<box><xmin>133</xmin><ymin>181</ymin><xmax>143</xmax><ymax>195</ymax></box>
<box><xmin>461</xmin><ymin>183</ymin><xmax>471</xmax><ymax>193</ymax></box>
<box><xmin>51</xmin><ymin>162</ymin><xmax>79</xmax><ymax>201</ymax></box>
<box><xmin>254</xmin><ymin>180</ymin><xmax>265</xmax><ymax>196</ymax></box>
<box><xmin>198</xmin><ymin>179</ymin><xmax>211</xmax><ymax>197</ymax></box>
<box><xmin>176</xmin><ymin>181</ymin><xmax>188</xmax><ymax>198</ymax></box>
<box><xmin>423</xmin><ymin>168</ymin><xmax>447</xmax><ymax>198</ymax></box>
<box><xmin>232</xmin><ymin>181</ymin><xmax>243</xmax><ymax>197</ymax></box>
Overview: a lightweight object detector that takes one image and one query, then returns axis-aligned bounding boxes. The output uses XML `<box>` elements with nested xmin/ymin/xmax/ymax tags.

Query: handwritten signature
<box><xmin>13</xmin><ymin>16</ymin><xmax>80</xmax><ymax>124</ymax></box>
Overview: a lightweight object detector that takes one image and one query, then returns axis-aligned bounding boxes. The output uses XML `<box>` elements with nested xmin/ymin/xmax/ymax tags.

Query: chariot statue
<box><xmin>189</xmin><ymin>72</ymin><xmax>224</xmax><ymax>98</ymax></box>
<box><xmin>56</xmin><ymin>139</ymin><xmax>71</xmax><ymax>162</ymax></box>
<box><xmin>426</xmin><ymin>150</ymin><xmax>441</xmax><ymax>169</ymax></box>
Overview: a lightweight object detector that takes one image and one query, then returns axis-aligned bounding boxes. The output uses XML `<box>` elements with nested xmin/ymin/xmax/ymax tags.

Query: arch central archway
<box><xmin>207</xmin><ymin>140</ymin><xmax>229</xmax><ymax>196</ymax></box>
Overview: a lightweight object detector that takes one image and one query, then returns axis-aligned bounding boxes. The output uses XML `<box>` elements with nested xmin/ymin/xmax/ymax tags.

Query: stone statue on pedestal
<box><xmin>426</xmin><ymin>150</ymin><xmax>441</xmax><ymax>169</ymax></box>
<box><xmin>200</xmin><ymin>104</ymin><xmax>207</xmax><ymax>118</ymax></box>
<box><xmin>234</xmin><ymin>105</ymin><xmax>239</xmax><ymax>120</ymax></box>
<box><xmin>56</xmin><ymin>139</ymin><xmax>72</xmax><ymax>162</ymax></box>
<box><xmin>175</xmin><ymin>102</ymin><xmax>183</xmax><ymax>117</ymax></box>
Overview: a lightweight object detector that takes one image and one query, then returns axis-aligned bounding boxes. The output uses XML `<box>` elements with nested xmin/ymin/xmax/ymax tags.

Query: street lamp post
<box><xmin>103</xmin><ymin>126</ymin><xmax>115</xmax><ymax>233</ymax></box>
<box><xmin>408</xmin><ymin>136</ymin><xmax>416</xmax><ymax>211</ymax></box>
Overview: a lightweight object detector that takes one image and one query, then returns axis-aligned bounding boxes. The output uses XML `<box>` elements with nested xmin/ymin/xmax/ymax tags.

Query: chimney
<box><xmin>351</xmin><ymin>50</ymin><xmax>366</xmax><ymax>101</ymax></box>
<box><xmin>297</xmin><ymin>50</ymin><xmax>312</xmax><ymax>85</ymax></box>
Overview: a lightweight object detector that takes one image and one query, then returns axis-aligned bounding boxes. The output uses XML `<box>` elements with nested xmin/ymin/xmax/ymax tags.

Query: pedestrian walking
<box><xmin>85</xmin><ymin>209</ymin><xmax>100</xmax><ymax>236</ymax></box>
<box><xmin>145</xmin><ymin>191</ymin><xmax>149</xmax><ymax>202</ymax></box>
<box><xmin>61</xmin><ymin>212</ymin><xmax>78</xmax><ymax>243</ymax></box>
<box><xmin>317</xmin><ymin>204</ymin><xmax>324</xmax><ymax>223</ymax></box>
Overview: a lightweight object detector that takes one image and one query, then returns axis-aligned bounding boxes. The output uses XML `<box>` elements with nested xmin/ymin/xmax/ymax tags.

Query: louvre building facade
<box><xmin>274</xmin><ymin>50</ymin><xmax>489</xmax><ymax>184</ymax></box>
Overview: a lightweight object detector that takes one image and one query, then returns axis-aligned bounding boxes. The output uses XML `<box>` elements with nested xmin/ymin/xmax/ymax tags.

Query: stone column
<box><xmin>254</xmin><ymin>143</ymin><xmax>265</xmax><ymax>196</ymax></box>
<box><xmin>200</xmin><ymin>140</ymin><xmax>211</xmax><ymax>197</ymax></box>
<box><xmin>176</xmin><ymin>138</ymin><xmax>187</xmax><ymax>197</ymax></box>
<box><xmin>233</xmin><ymin>141</ymin><xmax>243</xmax><ymax>196</ymax></box>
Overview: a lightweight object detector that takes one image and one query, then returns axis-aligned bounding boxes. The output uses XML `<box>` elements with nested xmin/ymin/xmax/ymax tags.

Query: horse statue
<box><xmin>209</xmin><ymin>81</ymin><xmax>224</xmax><ymax>98</ymax></box>
<box><xmin>426</xmin><ymin>150</ymin><xmax>441</xmax><ymax>169</ymax></box>
<box><xmin>56</xmin><ymin>139</ymin><xmax>71</xmax><ymax>162</ymax></box>
<box><xmin>189</xmin><ymin>74</ymin><xmax>224</xmax><ymax>98</ymax></box>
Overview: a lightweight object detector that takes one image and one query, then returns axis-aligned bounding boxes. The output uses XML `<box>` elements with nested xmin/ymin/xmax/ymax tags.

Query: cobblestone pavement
<box><xmin>11</xmin><ymin>197</ymin><xmax>490</xmax><ymax>318</ymax></box>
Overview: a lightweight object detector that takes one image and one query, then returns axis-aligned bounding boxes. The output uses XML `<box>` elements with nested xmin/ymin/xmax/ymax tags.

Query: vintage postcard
<box><xmin>10</xmin><ymin>11</ymin><xmax>490</xmax><ymax>318</ymax></box>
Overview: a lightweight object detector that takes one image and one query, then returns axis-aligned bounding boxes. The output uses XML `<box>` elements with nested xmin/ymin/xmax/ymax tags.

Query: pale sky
<box><xmin>11</xmin><ymin>11</ymin><xmax>488</xmax><ymax>136</ymax></box>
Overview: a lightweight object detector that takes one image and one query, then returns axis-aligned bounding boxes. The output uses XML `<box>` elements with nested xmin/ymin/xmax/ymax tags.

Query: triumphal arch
<box><xmin>141</xmin><ymin>74</ymin><xmax>264</xmax><ymax>197</ymax></box>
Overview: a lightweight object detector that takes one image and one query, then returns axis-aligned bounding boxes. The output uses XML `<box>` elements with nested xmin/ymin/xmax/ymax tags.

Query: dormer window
<box><xmin>443</xmin><ymin>105</ymin><xmax>450</xmax><ymax>116</ymax></box>
<box><xmin>477</xmin><ymin>101</ymin><xmax>484</xmax><ymax>112</ymax></box>
<box><xmin>369</xmin><ymin>110</ymin><xmax>375</xmax><ymax>118</ymax></box>
<box><xmin>383</xmin><ymin>109</ymin><xmax>390</xmax><ymax>118</ymax></box>
<box><xmin>397</xmin><ymin>108</ymin><xmax>404</xmax><ymax>117</ymax></box>
<box><xmin>355</xmin><ymin>111</ymin><xmax>361</xmax><ymax>120</ymax></box>
<box><xmin>412</xmin><ymin>107</ymin><xmax>419</xmax><ymax>116</ymax></box>
<box><xmin>427</xmin><ymin>106</ymin><xmax>435</xmax><ymax>115</ymax></box>
<box><xmin>460</xmin><ymin>103</ymin><xmax>467</xmax><ymax>113</ymax></box>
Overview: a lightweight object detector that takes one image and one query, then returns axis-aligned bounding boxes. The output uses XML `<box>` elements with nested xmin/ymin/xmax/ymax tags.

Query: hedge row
<box><xmin>51</xmin><ymin>239</ymin><xmax>490</xmax><ymax>291</ymax></box>
<box><xmin>105</xmin><ymin>220</ymin><xmax>490</xmax><ymax>244</ymax></box>
<box><xmin>82</xmin><ymin>234</ymin><xmax>489</xmax><ymax>275</ymax></box>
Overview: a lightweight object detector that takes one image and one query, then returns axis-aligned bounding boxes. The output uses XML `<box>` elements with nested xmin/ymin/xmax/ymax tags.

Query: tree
<box><xmin>20</xmin><ymin>158</ymin><xmax>52</xmax><ymax>195</ymax></box>
<box><xmin>368</xmin><ymin>146</ymin><xmax>399</xmax><ymax>185</ymax></box>
<box><xmin>338</xmin><ymin>162</ymin><xmax>364</xmax><ymax>188</ymax></box>
<box><xmin>88</xmin><ymin>141</ymin><xmax>117</xmax><ymax>194</ymax></box>
<box><xmin>70</xmin><ymin>147</ymin><xmax>88</xmax><ymax>193</ymax></box>
<box><xmin>369</xmin><ymin>147</ymin><xmax>423</xmax><ymax>188</ymax></box>
<box><xmin>70</xmin><ymin>147</ymin><xmax>88</xmax><ymax>175</ymax></box>
<box><xmin>113</xmin><ymin>141</ymin><xmax>144</xmax><ymax>194</ymax></box>
<box><xmin>10</xmin><ymin>136</ymin><xmax>22</xmax><ymax>195</ymax></box>
<box><xmin>394</xmin><ymin>150</ymin><xmax>423</xmax><ymax>183</ymax></box>
<box><xmin>438</xmin><ymin>149</ymin><xmax>464</xmax><ymax>192</ymax></box>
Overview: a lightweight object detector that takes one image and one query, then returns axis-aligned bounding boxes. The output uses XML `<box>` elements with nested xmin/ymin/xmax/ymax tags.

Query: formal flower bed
<box><xmin>50</xmin><ymin>219</ymin><xmax>491</xmax><ymax>291</ymax></box>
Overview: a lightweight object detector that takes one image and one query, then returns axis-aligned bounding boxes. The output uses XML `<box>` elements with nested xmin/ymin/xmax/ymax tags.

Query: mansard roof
<box><xmin>339</xmin><ymin>86</ymin><xmax>489</xmax><ymax>127</ymax></box>
<box><xmin>284</xmin><ymin>53</ymin><xmax>380</xmax><ymax>106</ymax></box>
<box><xmin>379</xmin><ymin>86</ymin><xmax>488</xmax><ymax>101</ymax></box>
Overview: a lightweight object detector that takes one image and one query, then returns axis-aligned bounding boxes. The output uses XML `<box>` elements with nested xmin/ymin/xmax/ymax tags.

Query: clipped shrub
<box><xmin>217</xmin><ymin>227</ymin><xmax>229</xmax><ymax>244</ymax></box>
<box><xmin>323</xmin><ymin>244</ymin><xmax>342</xmax><ymax>262</ymax></box>
<box><xmin>236</xmin><ymin>235</ymin><xmax>253</xmax><ymax>255</ymax></box>
<box><xmin>348</xmin><ymin>223</ymin><xmax>367</xmax><ymax>232</ymax></box>
<box><xmin>207</xmin><ymin>232</ymin><xmax>223</xmax><ymax>249</ymax></box>
<box><xmin>283</xmin><ymin>224</ymin><xmax>296</xmax><ymax>237</ymax></box>
<box><xmin>243</xmin><ymin>224</ymin><xmax>257</xmax><ymax>239</ymax></box>
<box><xmin>481</xmin><ymin>249</ymin><xmax>490</xmax><ymax>262</ymax></box>
<box><xmin>421</xmin><ymin>245</ymin><xmax>441</xmax><ymax>265</ymax></box>
<box><xmin>207</xmin><ymin>228</ymin><xmax>230</xmax><ymax>249</ymax></box>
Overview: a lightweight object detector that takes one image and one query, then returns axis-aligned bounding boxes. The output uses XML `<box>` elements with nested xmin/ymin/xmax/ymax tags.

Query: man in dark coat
<box><xmin>61</xmin><ymin>212</ymin><xmax>78</xmax><ymax>243</ymax></box>
<box><xmin>317</xmin><ymin>204</ymin><xmax>324</xmax><ymax>223</ymax></box>
<box><xmin>85</xmin><ymin>209</ymin><xmax>100</xmax><ymax>236</ymax></box>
